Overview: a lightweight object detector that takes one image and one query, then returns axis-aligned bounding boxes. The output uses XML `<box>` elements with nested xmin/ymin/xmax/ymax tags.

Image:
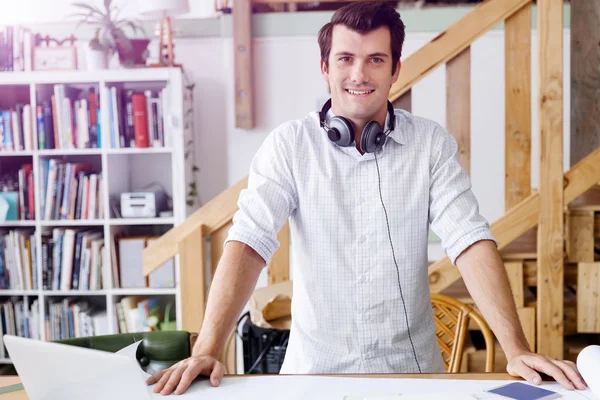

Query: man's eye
<box><xmin>372</xmin><ymin>58</ymin><xmax>383</xmax><ymax>63</ymax></box>
<box><xmin>340</xmin><ymin>57</ymin><xmax>350</xmax><ymax>62</ymax></box>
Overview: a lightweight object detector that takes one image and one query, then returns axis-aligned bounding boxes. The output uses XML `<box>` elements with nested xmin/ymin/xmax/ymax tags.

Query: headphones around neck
<box><xmin>319</xmin><ymin>98</ymin><xmax>396</xmax><ymax>153</ymax></box>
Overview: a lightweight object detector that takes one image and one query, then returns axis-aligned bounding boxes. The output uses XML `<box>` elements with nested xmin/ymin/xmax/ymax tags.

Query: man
<box><xmin>148</xmin><ymin>1</ymin><xmax>586</xmax><ymax>395</ymax></box>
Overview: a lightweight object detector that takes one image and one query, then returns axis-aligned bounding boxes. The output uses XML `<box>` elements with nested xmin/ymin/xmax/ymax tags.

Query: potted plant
<box><xmin>70</xmin><ymin>0</ymin><xmax>149</xmax><ymax>68</ymax></box>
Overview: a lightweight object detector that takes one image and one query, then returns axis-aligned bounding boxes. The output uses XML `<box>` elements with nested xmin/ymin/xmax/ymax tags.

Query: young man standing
<box><xmin>148</xmin><ymin>2</ymin><xmax>586</xmax><ymax>395</ymax></box>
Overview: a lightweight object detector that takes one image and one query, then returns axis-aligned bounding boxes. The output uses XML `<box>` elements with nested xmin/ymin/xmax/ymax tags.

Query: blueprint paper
<box><xmin>146</xmin><ymin>375</ymin><xmax>596</xmax><ymax>400</ymax></box>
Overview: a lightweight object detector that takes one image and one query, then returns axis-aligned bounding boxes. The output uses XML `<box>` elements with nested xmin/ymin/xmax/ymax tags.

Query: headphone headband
<box><xmin>319</xmin><ymin>98</ymin><xmax>396</xmax><ymax>133</ymax></box>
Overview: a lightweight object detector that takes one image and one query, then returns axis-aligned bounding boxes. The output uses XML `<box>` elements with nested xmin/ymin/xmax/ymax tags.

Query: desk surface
<box><xmin>0</xmin><ymin>373</ymin><xmax>518</xmax><ymax>400</ymax></box>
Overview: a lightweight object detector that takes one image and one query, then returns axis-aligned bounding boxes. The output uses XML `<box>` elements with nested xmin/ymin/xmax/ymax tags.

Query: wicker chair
<box><xmin>431</xmin><ymin>293</ymin><xmax>495</xmax><ymax>372</ymax></box>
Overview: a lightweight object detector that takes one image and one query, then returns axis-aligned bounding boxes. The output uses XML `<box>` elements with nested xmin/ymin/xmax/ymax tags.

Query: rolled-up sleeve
<box><xmin>224</xmin><ymin>123</ymin><xmax>298</xmax><ymax>265</ymax></box>
<box><xmin>428</xmin><ymin>126</ymin><xmax>497</xmax><ymax>265</ymax></box>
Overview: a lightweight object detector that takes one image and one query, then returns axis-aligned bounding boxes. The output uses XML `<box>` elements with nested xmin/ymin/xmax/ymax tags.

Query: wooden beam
<box><xmin>234</xmin><ymin>0</ymin><xmax>254</xmax><ymax>129</ymax></box>
<box><xmin>570</xmin><ymin>0</ymin><xmax>600</xmax><ymax>167</ymax></box>
<box><xmin>505</xmin><ymin>3</ymin><xmax>532</xmax><ymax>210</ymax></box>
<box><xmin>536</xmin><ymin>0</ymin><xmax>564</xmax><ymax>359</ymax></box>
<box><xmin>446</xmin><ymin>47</ymin><xmax>471</xmax><ymax>175</ymax></box>
<box><xmin>428</xmin><ymin>145</ymin><xmax>600</xmax><ymax>294</ymax></box>
<box><xmin>504</xmin><ymin>261</ymin><xmax>525</xmax><ymax>308</ymax></box>
<box><xmin>179</xmin><ymin>226</ymin><xmax>206</xmax><ymax>333</ymax></box>
<box><xmin>577</xmin><ymin>262</ymin><xmax>600</xmax><ymax>333</ymax></box>
<box><xmin>393</xmin><ymin>89</ymin><xmax>412</xmax><ymax>113</ymax></box>
<box><xmin>566</xmin><ymin>211</ymin><xmax>595</xmax><ymax>263</ymax></box>
<box><xmin>389</xmin><ymin>0</ymin><xmax>531</xmax><ymax>102</ymax></box>
<box><xmin>268</xmin><ymin>221</ymin><xmax>290</xmax><ymax>284</ymax></box>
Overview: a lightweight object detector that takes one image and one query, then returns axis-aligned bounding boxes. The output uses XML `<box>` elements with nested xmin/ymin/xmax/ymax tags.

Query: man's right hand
<box><xmin>146</xmin><ymin>355</ymin><xmax>226</xmax><ymax>395</ymax></box>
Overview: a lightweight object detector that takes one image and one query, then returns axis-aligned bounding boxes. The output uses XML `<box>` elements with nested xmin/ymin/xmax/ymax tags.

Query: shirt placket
<box><xmin>355</xmin><ymin>158</ymin><xmax>374</xmax><ymax>370</ymax></box>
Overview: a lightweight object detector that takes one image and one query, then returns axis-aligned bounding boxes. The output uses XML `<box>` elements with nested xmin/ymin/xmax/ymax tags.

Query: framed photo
<box><xmin>33</xmin><ymin>46</ymin><xmax>77</xmax><ymax>71</ymax></box>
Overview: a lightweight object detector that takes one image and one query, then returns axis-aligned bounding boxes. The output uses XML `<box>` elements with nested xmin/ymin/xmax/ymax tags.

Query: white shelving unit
<box><xmin>0</xmin><ymin>68</ymin><xmax>186</xmax><ymax>360</ymax></box>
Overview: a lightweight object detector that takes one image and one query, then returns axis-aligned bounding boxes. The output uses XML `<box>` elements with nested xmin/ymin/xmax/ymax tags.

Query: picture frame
<box><xmin>32</xmin><ymin>34</ymin><xmax>78</xmax><ymax>71</ymax></box>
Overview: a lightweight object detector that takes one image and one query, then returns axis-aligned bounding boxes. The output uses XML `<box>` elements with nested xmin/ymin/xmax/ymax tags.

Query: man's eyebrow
<box><xmin>333</xmin><ymin>51</ymin><xmax>390</xmax><ymax>57</ymax></box>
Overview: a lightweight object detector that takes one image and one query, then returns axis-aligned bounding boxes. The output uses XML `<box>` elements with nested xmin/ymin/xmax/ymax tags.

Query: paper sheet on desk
<box><xmin>146</xmin><ymin>375</ymin><xmax>597</xmax><ymax>400</ymax></box>
<box><xmin>115</xmin><ymin>340</ymin><xmax>153</xmax><ymax>380</ymax></box>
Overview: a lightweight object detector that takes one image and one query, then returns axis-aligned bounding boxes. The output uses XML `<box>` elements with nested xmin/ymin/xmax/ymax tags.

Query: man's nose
<box><xmin>351</xmin><ymin>62</ymin><xmax>369</xmax><ymax>84</ymax></box>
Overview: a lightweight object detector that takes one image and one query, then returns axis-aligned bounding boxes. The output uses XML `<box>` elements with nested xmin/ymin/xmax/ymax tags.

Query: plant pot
<box><xmin>116</xmin><ymin>39</ymin><xmax>150</xmax><ymax>67</ymax></box>
<box><xmin>85</xmin><ymin>47</ymin><xmax>109</xmax><ymax>70</ymax></box>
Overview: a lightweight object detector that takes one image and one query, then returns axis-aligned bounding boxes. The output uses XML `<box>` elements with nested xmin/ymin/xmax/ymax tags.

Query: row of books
<box><xmin>115</xmin><ymin>296</ymin><xmax>162</xmax><ymax>334</ymax></box>
<box><xmin>0</xmin><ymin>86</ymin><xmax>100</xmax><ymax>151</ymax></box>
<box><xmin>0</xmin><ymin>26</ymin><xmax>32</xmax><ymax>72</ymax></box>
<box><xmin>0</xmin><ymin>229</ymin><xmax>37</xmax><ymax>291</ymax></box>
<box><xmin>40</xmin><ymin>159</ymin><xmax>103</xmax><ymax>221</ymax></box>
<box><xmin>42</xmin><ymin>228</ymin><xmax>106</xmax><ymax>292</ymax></box>
<box><xmin>107</xmin><ymin>86</ymin><xmax>168</xmax><ymax>149</ymax></box>
<box><xmin>0</xmin><ymin>299</ymin><xmax>40</xmax><ymax>359</ymax></box>
<box><xmin>0</xmin><ymin>106</ymin><xmax>34</xmax><ymax>151</ymax></box>
<box><xmin>45</xmin><ymin>299</ymin><xmax>108</xmax><ymax>341</ymax></box>
<box><xmin>38</xmin><ymin>85</ymin><xmax>100</xmax><ymax>150</ymax></box>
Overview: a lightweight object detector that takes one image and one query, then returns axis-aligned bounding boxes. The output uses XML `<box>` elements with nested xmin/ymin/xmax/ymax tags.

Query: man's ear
<box><xmin>320</xmin><ymin>59</ymin><xmax>330</xmax><ymax>83</ymax></box>
<box><xmin>392</xmin><ymin>60</ymin><xmax>401</xmax><ymax>83</ymax></box>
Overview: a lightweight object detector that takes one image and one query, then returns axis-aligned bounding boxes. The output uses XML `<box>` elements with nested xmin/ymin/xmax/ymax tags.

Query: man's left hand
<box><xmin>506</xmin><ymin>351</ymin><xmax>587</xmax><ymax>390</ymax></box>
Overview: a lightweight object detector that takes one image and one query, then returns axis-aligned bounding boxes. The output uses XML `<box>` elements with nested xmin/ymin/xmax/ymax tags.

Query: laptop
<box><xmin>3</xmin><ymin>335</ymin><xmax>154</xmax><ymax>400</ymax></box>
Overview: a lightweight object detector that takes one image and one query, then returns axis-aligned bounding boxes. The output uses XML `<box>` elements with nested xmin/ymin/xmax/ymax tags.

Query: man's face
<box><xmin>321</xmin><ymin>24</ymin><xmax>400</xmax><ymax>122</ymax></box>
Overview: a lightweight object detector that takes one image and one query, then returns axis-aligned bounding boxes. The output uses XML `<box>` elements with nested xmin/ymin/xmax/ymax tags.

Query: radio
<box><xmin>120</xmin><ymin>190</ymin><xmax>167</xmax><ymax>218</ymax></box>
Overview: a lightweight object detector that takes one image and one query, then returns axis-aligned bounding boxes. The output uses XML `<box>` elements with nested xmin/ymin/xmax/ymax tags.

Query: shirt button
<box><xmin>362</xmin><ymin>313</ymin><xmax>369</xmax><ymax>321</ymax></box>
<box><xmin>358</xmin><ymin>235</ymin><xmax>366</xmax><ymax>243</ymax></box>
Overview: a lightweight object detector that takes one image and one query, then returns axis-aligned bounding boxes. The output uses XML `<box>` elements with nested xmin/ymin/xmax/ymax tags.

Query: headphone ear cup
<box><xmin>361</xmin><ymin>121</ymin><xmax>384</xmax><ymax>153</ymax></box>
<box><xmin>328</xmin><ymin>116</ymin><xmax>354</xmax><ymax>147</ymax></box>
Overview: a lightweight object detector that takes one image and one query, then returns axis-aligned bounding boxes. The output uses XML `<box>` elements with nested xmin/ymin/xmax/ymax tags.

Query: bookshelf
<box><xmin>0</xmin><ymin>68</ymin><xmax>186</xmax><ymax>362</ymax></box>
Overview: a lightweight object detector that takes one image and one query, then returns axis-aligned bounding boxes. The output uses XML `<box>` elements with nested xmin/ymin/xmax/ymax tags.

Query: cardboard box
<box><xmin>249</xmin><ymin>280</ymin><xmax>292</xmax><ymax>330</ymax></box>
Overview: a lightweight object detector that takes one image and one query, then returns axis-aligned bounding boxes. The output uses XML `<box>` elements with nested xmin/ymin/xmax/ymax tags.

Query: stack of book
<box><xmin>45</xmin><ymin>299</ymin><xmax>108</xmax><ymax>340</ymax></box>
<box><xmin>41</xmin><ymin>228</ymin><xmax>105</xmax><ymax>291</ymax></box>
<box><xmin>107</xmin><ymin>87</ymin><xmax>167</xmax><ymax>149</ymax></box>
<box><xmin>0</xmin><ymin>298</ymin><xmax>40</xmax><ymax>358</ymax></box>
<box><xmin>0</xmin><ymin>229</ymin><xmax>37</xmax><ymax>290</ymax></box>
<box><xmin>40</xmin><ymin>159</ymin><xmax>103</xmax><ymax>221</ymax></box>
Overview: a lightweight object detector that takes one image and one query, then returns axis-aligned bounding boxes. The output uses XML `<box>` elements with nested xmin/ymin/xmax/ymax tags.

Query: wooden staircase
<box><xmin>142</xmin><ymin>0</ymin><xmax>600</xmax><ymax>374</ymax></box>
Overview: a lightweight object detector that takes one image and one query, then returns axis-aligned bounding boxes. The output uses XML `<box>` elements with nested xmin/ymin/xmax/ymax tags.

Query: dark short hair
<box><xmin>318</xmin><ymin>1</ymin><xmax>406</xmax><ymax>75</ymax></box>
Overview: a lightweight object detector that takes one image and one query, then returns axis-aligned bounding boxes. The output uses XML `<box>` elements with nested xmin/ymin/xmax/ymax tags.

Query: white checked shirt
<box><xmin>225</xmin><ymin>107</ymin><xmax>496</xmax><ymax>374</ymax></box>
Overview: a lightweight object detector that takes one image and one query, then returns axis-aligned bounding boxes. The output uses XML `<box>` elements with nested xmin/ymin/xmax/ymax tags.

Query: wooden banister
<box><xmin>388</xmin><ymin>0</ymin><xmax>531</xmax><ymax>102</ymax></box>
<box><xmin>428</xmin><ymin>146</ymin><xmax>600</xmax><ymax>294</ymax></box>
<box><xmin>142</xmin><ymin>177</ymin><xmax>248</xmax><ymax>276</ymax></box>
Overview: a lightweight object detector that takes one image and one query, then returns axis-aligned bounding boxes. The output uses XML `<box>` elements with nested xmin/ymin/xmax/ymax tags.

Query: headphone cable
<box><xmin>374</xmin><ymin>149</ymin><xmax>422</xmax><ymax>374</ymax></box>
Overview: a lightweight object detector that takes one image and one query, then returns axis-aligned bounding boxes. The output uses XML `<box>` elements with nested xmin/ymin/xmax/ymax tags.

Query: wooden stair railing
<box><xmin>428</xmin><ymin>146</ymin><xmax>600</xmax><ymax>294</ymax></box>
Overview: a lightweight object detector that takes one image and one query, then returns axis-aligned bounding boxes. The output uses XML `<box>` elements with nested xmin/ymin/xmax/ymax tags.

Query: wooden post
<box><xmin>446</xmin><ymin>47</ymin><xmax>471</xmax><ymax>175</ymax></box>
<box><xmin>234</xmin><ymin>0</ymin><xmax>254</xmax><ymax>129</ymax></box>
<box><xmin>268</xmin><ymin>221</ymin><xmax>290</xmax><ymax>284</ymax></box>
<box><xmin>577</xmin><ymin>263</ymin><xmax>600</xmax><ymax>333</ymax></box>
<box><xmin>505</xmin><ymin>3</ymin><xmax>531</xmax><ymax>210</ymax></box>
<box><xmin>570</xmin><ymin>0</ymin><xmax>600</xmax><ymax>167</ymax></box>
<box><xmin>393</xmin><ymin>89</ymin><xmax>412</xmax><ymax>113</ymax></box>
<box><xmin>536</xmin><ymin>0</ymin><xmax>564</xmax><ymax>360</ymax></box>
<box><xmin>179</xmin><ymin>225</ymin><xmax>206</xmax><ymax>334</ymax></box>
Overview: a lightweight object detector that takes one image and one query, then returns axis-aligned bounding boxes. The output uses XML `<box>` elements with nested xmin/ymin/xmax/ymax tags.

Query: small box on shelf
<box><xmin>0</xmin><ymin>158</ymin><xmax>35</xmax><ymax>222</ymax></box>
